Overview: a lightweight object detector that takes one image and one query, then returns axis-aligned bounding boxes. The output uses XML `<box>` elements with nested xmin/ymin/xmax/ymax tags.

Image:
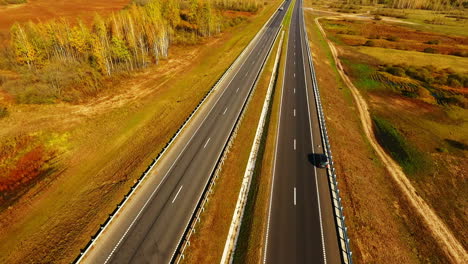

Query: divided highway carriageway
<box><xmin>263</xmin><ymin>0</ymin><xmax>342</xmax><ymax>263</ymax></box>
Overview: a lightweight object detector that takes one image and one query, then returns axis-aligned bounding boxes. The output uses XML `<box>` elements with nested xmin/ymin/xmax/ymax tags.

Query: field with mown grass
<box><xmin>316</xmin><ymin>4</ymin><xmax>467</xmax><ymax>253</ymax></box>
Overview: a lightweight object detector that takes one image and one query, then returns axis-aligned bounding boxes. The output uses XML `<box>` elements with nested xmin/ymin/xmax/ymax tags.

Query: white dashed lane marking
<box><xmin>172</xmin><ymin>186</ymin><xmax>183</xmax><ymax>204</ymax></box>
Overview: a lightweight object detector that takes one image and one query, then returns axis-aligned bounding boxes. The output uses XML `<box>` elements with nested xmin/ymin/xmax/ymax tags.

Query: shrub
<box><xmin>435</xmin><ymin>147</ymin><xmax>448</xmax><ymax>153</ymax></box>
<box><xmin>372</xmin><ymin>9</ymin><xmax>408</xmax><ymax>19</ymax></box>
<box><xmin>425</xmin><ymin>39</ymin><xmax>440</xmax><ymax>45</ymax></box>
<box><xmin>3</xmin><ymin>60</ymin><xmax>102</xmax><ymax>104</ymax></box>
<box><xmin>364</xmin><ymin>40</ymin><xmax>376</xmax><ymax>47</ymax></box>
<box><xmin>423</xmin><ymin>47</ymin><xmax>437</xmax><ymax>54</ymax></box>
<box><xmin>386</xmin><ymin>66</ymin><xmax>406</xmax><ymax>77</ymax></box>
<box><xmin>406</xmin><ymin>67</ymin><xmax>434</xmax><ymax>83</ymax></box>
<box><xmin>369</xmin><ymin>34</ymin><xmax>381</xmax><ymax>39</ymax></box>
<box><xmin>0</xmin><ymin>106</ymin><xmax>8</xmax><ymax>118</ymax></box>
<box><xmin>373</xmin><ymin>14</ymin><xmax>382</xmax><ymax>20</ymax></box>
<box><xmin>0</xmin><ymin>0</ymin><xmax>27</xmax><ymax>5</ymax></box>
<box><xmin>447</xmin><ymin>73</ymin><xmax>468</xmax><ymax>87</ymax></box>
<box><xmin>395</xmin><ymin>44</ymin><xmax>407</xmax><ymax>50</ymax></box>
<box><xmin>386</xmin><ymin>35</ymin><xmax>399</xmax><ymax>42</ymax></box>
<box><xmin>372</xmin><ymin>115</ymin><xmax>428</xmax><ymax>175</ymax></box>
<box><xmin>450</xmin><ymin>51</ymin><xmax>468</xmax><ymax>57</ymax></box>
<box><xmin>424</xmin><ymin>18</ymin><xmax>446</xmax><ymax>25</ymax></box>
<box><xmin>435</xmin><ymin>74</ymin><xmax>448</xmax><ymax>85</ymax></box>
<box><xmin>447</xmin><ymin>78</ymin><xmax>462</xmax><ymax>88</ymax></box>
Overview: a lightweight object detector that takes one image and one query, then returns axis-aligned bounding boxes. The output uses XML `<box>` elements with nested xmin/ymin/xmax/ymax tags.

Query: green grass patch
<box><xmin>372</xmin><ymin>115</ymin><xmax>429</xmax><ymax>175</ymax></box>
<box><xmin>327</xmin><ymin>34</ymin><xmax>344</xmax><ymax>45</ymax></box>
<box><xmin>358</xmin><ymin>46</ymin><xmax>468</xmax><ymax>73</ymax></box>
<box><xmin>306</xmin><ymin>15</ymin><xmax>353</xmax><ymax>104</ymax></box>
<box><xmin>282</xmin><ymin>0</ymin><xmax>295</xmax><ymax>27</ymax></box>
<box><xmin>341</xmin><ymin>58</ymin><xmax>382</xmax><ymax>91</ymax></box>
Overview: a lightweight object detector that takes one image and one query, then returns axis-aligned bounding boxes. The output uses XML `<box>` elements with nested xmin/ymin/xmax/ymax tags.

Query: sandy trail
<box><xmin>309</xmin><ymin>11</ymin><xmax>467</xmax><ymax>263</ymax></box>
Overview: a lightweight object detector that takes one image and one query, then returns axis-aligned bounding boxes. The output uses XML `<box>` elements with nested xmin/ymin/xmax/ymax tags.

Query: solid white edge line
<box><xmin>299</xmin><ymin>2</ymin><xmax>327</xmax><ymax>263</ymax></box>
<box><xmin>172</xmin><ymin>186</ymin><xmax>184</xmax><ymax>204</ymax></box>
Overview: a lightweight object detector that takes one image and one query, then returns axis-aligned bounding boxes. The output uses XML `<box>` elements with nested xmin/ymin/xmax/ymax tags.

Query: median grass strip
<box><xmin>183</xmin><ymin>17</ymin><xmax>283</xmax><ymax>264</ymax></box>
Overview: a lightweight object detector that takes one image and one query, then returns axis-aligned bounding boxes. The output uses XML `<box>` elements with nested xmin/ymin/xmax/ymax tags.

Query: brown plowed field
<box><xmin>0</xmin><ymin>0</ymin><xmax>130</xmax><ymax>34</ymax></box>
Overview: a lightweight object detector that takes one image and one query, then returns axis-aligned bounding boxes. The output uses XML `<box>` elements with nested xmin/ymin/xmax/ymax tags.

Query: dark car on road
<box><xmin>318</xmin><ymin>154</ymin><xmax>329</xmax><ymax>168</ymax></box>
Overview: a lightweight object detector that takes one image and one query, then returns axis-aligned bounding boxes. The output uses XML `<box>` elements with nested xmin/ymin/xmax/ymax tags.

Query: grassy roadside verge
<box><xmin>0</xmin><ymin>2</ymin><xmax>284</xmax><ymax>263</ymax></box>
<box><xmin>183</xmin><ymin>14</ymin><xmax>285</xmax><ymax>264</ymax></box>
<box><xmin>303</xmin><ymin>1</ymin><xmax>450</xmax><ymax>262</ymax></box>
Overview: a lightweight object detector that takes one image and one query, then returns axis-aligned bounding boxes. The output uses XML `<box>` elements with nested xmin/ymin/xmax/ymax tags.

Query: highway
<box><xmin>80</xmin><ymin>1</ymin><xmax>291</xmax><ymax>263</ymax></box>
<box><xmin>264</xmin><ymin>0</ymin><xmax>342</xmax><ymax>263</ymax></box>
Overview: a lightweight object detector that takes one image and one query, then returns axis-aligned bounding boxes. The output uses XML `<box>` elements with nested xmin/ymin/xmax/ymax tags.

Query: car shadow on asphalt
<box><xmin>308</xmin><ymin>153</ymin><xmax>324</xmax><ymax>168</ymax></box>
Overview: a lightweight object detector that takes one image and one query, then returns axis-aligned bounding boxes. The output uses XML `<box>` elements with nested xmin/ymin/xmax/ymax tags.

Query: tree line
<box><xmin>0</xmin><ymin>0</ymin><xmax>26</xmax><ymax>6</ymax></box>
<box><xmin>9</xmin><ymin>0</ymin><xmax>228</xmax><ymax>75</ymax></box>
<box><xmin>338</xmin><ymin>0</ymin><xmax>467</xmax><ymax>10</ymax></box>
<box><xmin>2</xmin><ymin>0</ymin><xmax>264</xmax><ymax>103</ymax></box>
<box><xmin>214</xmin><ymin>0</ymin><xmax>261</xmax><ymax>11</ymax></box>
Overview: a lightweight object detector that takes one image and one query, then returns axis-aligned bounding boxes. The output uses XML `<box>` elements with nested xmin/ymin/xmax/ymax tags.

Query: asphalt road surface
<box><xmin>80</xmin><ymin>1</ymin><xmax>291</xmax><ymax>264</ymax></box>
<box><xmin>264</xmin><ymin>0</ymin><xmax>342</xmax><ymax>263</ymax></box>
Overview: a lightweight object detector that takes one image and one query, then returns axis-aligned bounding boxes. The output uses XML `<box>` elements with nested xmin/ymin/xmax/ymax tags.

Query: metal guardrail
<box><xmin>73</xmin><ymin>4</ymin><xmax>285</xmax><ymax>263</ymax></box>
<box><xmin>301</xmin><ymin>7</ymin><xmax>354</xmax><ymax>264</ymax></box>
